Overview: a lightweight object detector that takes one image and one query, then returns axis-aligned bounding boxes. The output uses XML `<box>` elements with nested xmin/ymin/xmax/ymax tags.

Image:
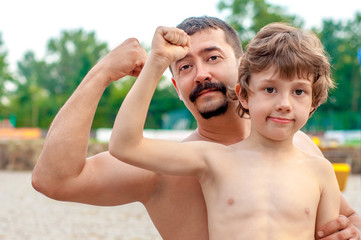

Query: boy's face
<box><xmin>239</xmin><ymin>66</ymin><xmax>314</xmax><ymax>141</ymax></box>
<box><xmin>170</xmin><ymin>28</ymin><xmax>241</xmax><ymax>120</ymax></box>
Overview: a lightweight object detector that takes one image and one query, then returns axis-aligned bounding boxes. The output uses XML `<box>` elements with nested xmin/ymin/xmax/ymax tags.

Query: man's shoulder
<box><xmin>293</xmin><ymin>130</ymin><xmax>323</xmax><ymax>157</ymax></box>
<box><xmin>181</xmin><ymin>130</ymin><xmax>199</xmax><ymax>142</ymax></box>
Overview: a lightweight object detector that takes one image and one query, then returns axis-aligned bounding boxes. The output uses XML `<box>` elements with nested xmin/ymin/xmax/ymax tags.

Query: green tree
<box><xmin>12</xmin><ymin>28</ymin><xmax>191</xmax><ymax>129</ymax></box>
<box><xmin>15</xmin><ymin>51</ymin><xmax>53</xmax><ymax>126</ymax></box>
<box><xmin>218</xmin><ymin>0</ymin><xmax>303</xmax><ymax>46</ymax></box>
<box><xmin>307</xmin><ymin>12</ymin><xmax>361</xmax><ymax>130</ymax></box>
<box><xmin>46</xmin><ymin>29</ymin><xmax>108</xmax><ymax>98</ymax></box>
<box><xmin>147</xmin><ymin>77</ymin><xmax>189</xmax><ymax>129</ymax></box>
<box><xmin>99</xmin><ymin>75</ymin><xmax>187</xmax><ymax>129</ymax></box>
<box><xmin>0</xmin><ymin>32</ymin><xmax>14</xmax><ymax>118</ymax></box>
<box><xmin>15</xmin><ymin>29</ymin><xmax>109</xmax><ymax>127</ymax></box>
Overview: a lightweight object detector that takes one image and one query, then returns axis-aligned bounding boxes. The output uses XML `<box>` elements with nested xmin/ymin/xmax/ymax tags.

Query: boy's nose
<box><xmin>276</xmin><ymin>94</ymin><xmax>292</xmax><ymax>112</ymax></box>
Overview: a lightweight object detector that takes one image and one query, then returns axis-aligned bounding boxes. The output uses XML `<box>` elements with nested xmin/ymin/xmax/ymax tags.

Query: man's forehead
<box><xmin>175</xmin><ymin>29</ymin><xmax>229</xmax><ymax>60</ymax></box>
<box><xmin>189</xmin><ymin>28</ymin><xmax>228</xmax><ymax>46</ymax></box>
<box><xmin>169</xmin><ymin>28</ymin><xmax>233</xmax><ymax>73</ymax></box>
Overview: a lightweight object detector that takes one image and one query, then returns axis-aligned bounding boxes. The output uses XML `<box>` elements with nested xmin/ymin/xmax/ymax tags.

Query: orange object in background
<box><xmin>332</xmin><ymin>163</ymin><xmax>351</xmax><ymax>192</ymax></box>
<box><xmin>0</xmin><ymin>128</ymin><xmax>42</xmax><ymax>140</ymax></box>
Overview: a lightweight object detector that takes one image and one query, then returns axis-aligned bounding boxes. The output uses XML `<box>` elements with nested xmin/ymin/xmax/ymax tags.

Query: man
<box><xmin>32</xmin><ymin>16</ymin><xmax>361</xmax><ymax>239</ymax></box>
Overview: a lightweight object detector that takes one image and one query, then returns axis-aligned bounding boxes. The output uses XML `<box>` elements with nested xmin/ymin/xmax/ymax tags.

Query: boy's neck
<box><xmin>243</xmin><ymin>130</ymin><xmax>297</xmax><ymax>155</ymax></box>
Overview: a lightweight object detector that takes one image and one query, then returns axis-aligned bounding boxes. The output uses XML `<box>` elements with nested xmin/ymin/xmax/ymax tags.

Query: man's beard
<box><xmin>189</xmin><ymin>81</ymin><xmax>229</xmax><ymax>119</ymax></box>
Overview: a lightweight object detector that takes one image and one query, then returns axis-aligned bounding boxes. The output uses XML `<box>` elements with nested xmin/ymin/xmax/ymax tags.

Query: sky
<box><xmin>1</xmin><ymin>0</ymin><xmax>360</xmax><ymax>71</ymax></box>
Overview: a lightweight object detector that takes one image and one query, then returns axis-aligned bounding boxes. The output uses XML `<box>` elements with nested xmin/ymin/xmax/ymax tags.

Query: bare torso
<box><xmin>137</xmin><ymin>130</ymin><xmax>325</xmax><ymax>240</ymax></box>
<box><xmin>201</xmin><ymin>144</ymin><xmax>321</xmax><ymax>240</ymax></box>
<box><xmin>145</xmin><ymin>175</ymin><xmax>209</xmax><ymax>239</ymax></box>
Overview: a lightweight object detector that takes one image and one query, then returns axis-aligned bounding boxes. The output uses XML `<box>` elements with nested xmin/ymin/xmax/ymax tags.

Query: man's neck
<box><xmin>185</xmin><ymin>110</ymin><xmax>251</xmax><ymax>146</ymax></box>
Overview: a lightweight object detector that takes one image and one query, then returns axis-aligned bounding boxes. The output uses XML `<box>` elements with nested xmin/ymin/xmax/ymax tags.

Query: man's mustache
<box><xmin>189</xmin><ymin>81</ymin><xmax>227</xmax><ymax>102</ymax></box>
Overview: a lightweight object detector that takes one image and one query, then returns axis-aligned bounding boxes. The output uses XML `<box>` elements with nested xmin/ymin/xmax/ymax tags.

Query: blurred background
<box><xmin>0</xmin><ymin>0</ymin><xmax>360</xmax><ymax>239</ymax></box>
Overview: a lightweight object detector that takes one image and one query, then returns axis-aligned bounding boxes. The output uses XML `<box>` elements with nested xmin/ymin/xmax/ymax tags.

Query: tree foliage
<box><xmin>307</xmin><ymin>13</ymin><xmax>361</xmax><ymax>130</ymax></box>
<box><xmin>8</xmin><ymin>29</ymin><xmax>186</xmax><ymax>129</ymax></box>
<box><xmin>218</xmin><ymin>0</ymin><xmax>303</xmax><ymax>46</ymax></box>
<box><xmin>12</xmin><ymin>30</ymin><xmax>109</xmax><ymax>127</ymax></box>
<box><xmin>2</xmin><ymin>2</ymin><xmax>360</xmax><ymax>130</ymax></box>
<box><xmin>218</xmin><ymin>0</ymin><xmax>360</xmax><ymax>130</ymax></box>
<box><xmin>0</xmin><ymin>33</ymin><xmax>14</xmax><ymax>118</ymax></box>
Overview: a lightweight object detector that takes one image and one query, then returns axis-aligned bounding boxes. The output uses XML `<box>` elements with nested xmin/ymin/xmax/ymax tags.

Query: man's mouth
<box><xmin>198</xmin><ymin>88</ymin><xmax>218</xmax><ymax>96</ymax></box>
<box><xmin>189</xmin><ymin>82</ymin><xmax>227</xmax><ymax>103</ymax></box>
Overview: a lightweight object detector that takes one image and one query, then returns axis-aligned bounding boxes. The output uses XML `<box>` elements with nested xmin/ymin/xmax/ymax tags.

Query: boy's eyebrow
<box><xmin>259</xmin><ymin>77</ymin><xmax>313</xmax><ymax>84</ymax></box>
<box><xmin>258</xmin><ymin>78</ymin><xmax>276</xmax><ymax>83</ymax></box>
<box><xmin>174</xmin><ymin>46</ymin><xmax>223</xmax><ymax>66</ymax></box>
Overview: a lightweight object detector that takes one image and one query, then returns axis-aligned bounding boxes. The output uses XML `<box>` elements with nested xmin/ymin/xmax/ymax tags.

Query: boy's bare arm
<box><xmin>318</xmin><ymin>195</ymin><xmax>361</xmax><ymax>240</ymax></box>
<box><xmin>314</xmin><ymin>158</ymin><xmax>341</xmax><ymax>238</ymax></box>
<box><xmin>294</xmin><ymin>131</ymin><xmax>361</xmax><ymax>239</ymax></box>
<box><xmin>109</xmin><ymin>27</ymin><xmax>208</xmax><ymax>178</ymax></box>
<box><xmin>31</xmin><ymin>39</ymin><xmax>154</xmax><ymax>205</ymax></box>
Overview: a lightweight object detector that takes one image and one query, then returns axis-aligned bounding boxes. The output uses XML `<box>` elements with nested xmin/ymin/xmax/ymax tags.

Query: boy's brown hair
<box><xmin>236</xmin><ymin>22</ymin><xmax>334</xmax><ymax>117</ymax></box>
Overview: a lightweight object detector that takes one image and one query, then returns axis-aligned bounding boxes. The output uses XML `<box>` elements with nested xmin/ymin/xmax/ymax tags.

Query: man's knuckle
<box><xmin>349</xmin><ymin>226</ymin><xmax>357</xmax><ymax>236</ymax></box>
<box><xmin>336</xmin><ymin>216</ymin><xmax>349</xmax><ymax>228</ymax></box>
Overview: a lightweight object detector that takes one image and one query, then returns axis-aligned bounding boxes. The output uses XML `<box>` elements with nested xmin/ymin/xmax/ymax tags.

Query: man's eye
<box><xmin>294</xmin><ymin>89</ymin><xmax>304</xmax><ymax>95</ymax></box>
<box><xmin>265</xmin><ymin>87</ymin><xmax>276</xmax><ymax>93</ymax></box>
<box><xmin>180</xmin><ymin>65</ymin><xmax>190</xmax><ymax>71</ymax></box>
<box><xmin>208</xmin><ymin>56</ymin><xmax>219</xmax><ymax>61</ymax></box>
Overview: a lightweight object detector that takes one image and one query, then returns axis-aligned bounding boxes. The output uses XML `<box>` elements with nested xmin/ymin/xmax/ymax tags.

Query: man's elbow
<box><xmin>31</xmin><ymin>168</ymin><xmax>65</xmax><ymax>201</ymax></box>
<box><xmin>31</xmin><ymin>171</ymin><xmax>47</xmax><ymax>195</ymax></box>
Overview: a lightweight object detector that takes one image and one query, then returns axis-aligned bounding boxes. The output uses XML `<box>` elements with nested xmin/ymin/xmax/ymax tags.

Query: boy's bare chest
<box><xmin>202</xmin><ymin>153</ymin><xmax>321</xmax><ymax>226</ymax></box>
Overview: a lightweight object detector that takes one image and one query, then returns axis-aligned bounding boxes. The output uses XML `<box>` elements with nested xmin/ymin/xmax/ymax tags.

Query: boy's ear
<box><xmin>309</xmin><ymin>107</ymin><xmax>317</xmax><ymax>117</ymax></box>
<box><xmin>235</xmin><ymin>84</ymin><xmax>248</xmax><ymax>109</ymax></box>
<box><xmin>171</xmin><ymin>78</ymin><xmax>183</xmax><ymax>101</ymax></box>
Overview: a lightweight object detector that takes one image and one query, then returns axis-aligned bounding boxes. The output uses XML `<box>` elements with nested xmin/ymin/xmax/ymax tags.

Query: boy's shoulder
<box><xmin>300</xmin><ymin>150</ymin><xmax>335</xmax><ymax>179</ymax></box>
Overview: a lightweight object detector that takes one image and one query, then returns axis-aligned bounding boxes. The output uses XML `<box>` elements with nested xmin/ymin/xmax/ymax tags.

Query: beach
<box><xmin>0</xmin><ymin>171</ymin><xmax>161</xmax><ymax>240</ymax></box>
<box><xmin>0</xmin><ymin>171</ymin><xmax>360</xmax><ymax>239</ymax></box>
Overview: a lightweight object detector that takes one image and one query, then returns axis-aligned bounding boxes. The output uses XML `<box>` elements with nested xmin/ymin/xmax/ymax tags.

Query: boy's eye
<box><xmin>265</xmin><ymin>87</ymin><xmax>276</xmax><ymax>93</ymax></box>
<box><xmin>294</xmin><ymin>89</ymin><xmax>304</xmax><ymax>95</ymax></box>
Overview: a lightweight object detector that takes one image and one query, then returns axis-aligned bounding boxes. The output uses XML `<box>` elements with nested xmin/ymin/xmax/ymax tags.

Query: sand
<box><xmin>0</xmin><ymin>171</ymin><xmax>360</xmax><ymax>239</ymax></box>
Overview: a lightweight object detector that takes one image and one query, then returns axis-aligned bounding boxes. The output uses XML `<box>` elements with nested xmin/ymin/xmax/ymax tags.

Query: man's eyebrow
<box><xmin>174</xmin><ymin>46</ymin><xmax>223</xmax><ymax>66</ymax></box>
<box><xmin>174</xmin><ymin>54</ymin><xmax>190</xmax><ymax>67</ymax></box>
<box><xmin>201</xmin><ymin>46</ymin><xmax>222</xmax><ymax>54</ymax></box>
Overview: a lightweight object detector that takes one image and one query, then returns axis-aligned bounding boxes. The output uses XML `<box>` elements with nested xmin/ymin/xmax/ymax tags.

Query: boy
<box><xmin>109</xmin><ymin>23</ymin><xmax>340</xmax><ymax>239</ymax></box>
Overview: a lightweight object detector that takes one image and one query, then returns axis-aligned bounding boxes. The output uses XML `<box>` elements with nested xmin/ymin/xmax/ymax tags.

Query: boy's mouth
<box><xmin>268</xmin><ymin>117</ymin><xmax>294</xmax><ymax>124</ymax></box>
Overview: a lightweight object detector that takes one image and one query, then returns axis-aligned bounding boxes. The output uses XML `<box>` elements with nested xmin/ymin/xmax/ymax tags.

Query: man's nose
<box><xmin>276</xmin><ymin>93</ymin><xmax>292</xmax><ymax>112</ymax></box>
<box><xmin>194</xmin><ymin>63</ymin><xmax>211</xmax><ymax>84</ymax></box>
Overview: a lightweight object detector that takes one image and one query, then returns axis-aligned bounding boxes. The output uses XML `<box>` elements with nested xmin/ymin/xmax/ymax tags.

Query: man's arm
<box><xmin>31</xmin><ymin>38</ymin><xmax>157</xmax><ymax>206</ymax></box>
<box><xmin>109</xmin><ymin>27</ymin><xmax>208</xmax><ymax>178</ymax></box>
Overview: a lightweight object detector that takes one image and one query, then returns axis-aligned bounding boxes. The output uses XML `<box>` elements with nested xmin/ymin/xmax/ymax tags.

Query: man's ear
<box><xmin>171</xmin><ymin>78</ymin><xmax>183</xmax><ymax>101</ymax></box>
<box><xmin>235</xmin><ymin>84</ymin><xmax>248</xmax><ymax>109</ymax></box>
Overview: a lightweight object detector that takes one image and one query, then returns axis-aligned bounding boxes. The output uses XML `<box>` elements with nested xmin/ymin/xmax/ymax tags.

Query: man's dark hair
<box><xmin>177</xmin><ymin>16</ymin><xmax>243</xmax><ymax>58</ymax></box>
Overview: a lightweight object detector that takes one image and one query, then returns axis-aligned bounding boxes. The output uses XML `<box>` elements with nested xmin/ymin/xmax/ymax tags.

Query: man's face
<box><xmin>171</xmin><ymin>29</ymin><xmax>240</xmax><ymax>120</ymax></box>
